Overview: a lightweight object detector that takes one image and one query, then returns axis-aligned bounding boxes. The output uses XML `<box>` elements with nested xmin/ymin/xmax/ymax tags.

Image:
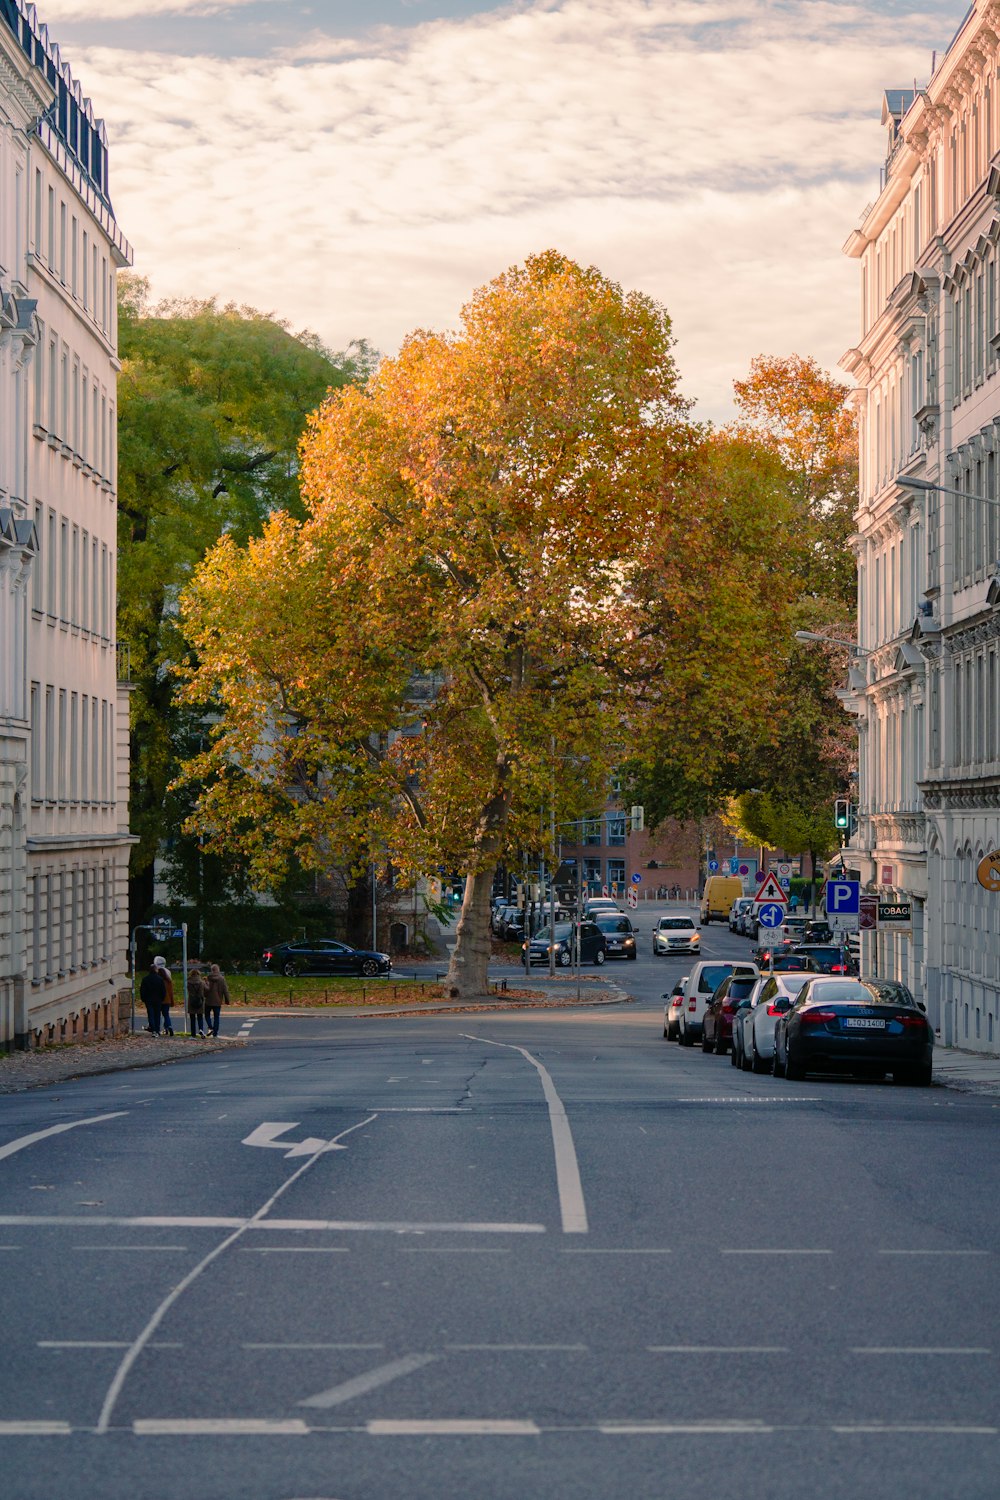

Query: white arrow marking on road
<box><xmin>242</xmin><ymin>1122</ymin><xmax>349</xmax><ymax>1158</ymax></box>
<box><xmin>0</xmin><ymin>1112</ymin><xmax>127</xmax><ymax>1164</ymax></box>
<box><xmin>300</xmin><ymin>1353</ymin><xmax>437</xmax><ymax>1409</ymax></box>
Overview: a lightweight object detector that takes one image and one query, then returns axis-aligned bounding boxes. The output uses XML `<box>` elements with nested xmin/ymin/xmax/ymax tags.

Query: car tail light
<box><xmin>801</xmin><ymin>1009</ymin><xmax>837</xmax><ymax>1024</ymax></box>
<box><xmin>831</xmin><ymin>963</ymin><xmax>847</xmax><ymax>974</ymax></box>
<box><xmin>899</xmin><ymin>1014</ymin><xmax>927</xmax><ymax>1029</ymax></box>
<box><xmin>688</xmin><ymin>998</ymin><xmax>697</xmax><ymax>1011</ymax></box>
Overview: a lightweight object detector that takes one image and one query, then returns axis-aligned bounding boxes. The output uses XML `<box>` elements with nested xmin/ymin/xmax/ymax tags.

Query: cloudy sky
<box><xmin>38</xmin><ymin>0</ymin><xmax>963</xmax><ymax>417</ymax></box>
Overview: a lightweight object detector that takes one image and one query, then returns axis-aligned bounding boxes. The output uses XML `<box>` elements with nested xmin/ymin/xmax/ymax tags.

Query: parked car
<box><xmin>701</xmin><ymin>972</ymin><xmax>760</xmax><ymax>1054</ymax></box>
<box><xmin>666</xmin><ymin>959</ymin><xmax>760</xmax><ymax>1046</ymax></box>
<box><xmin>741</xmin><ymin>971</ymin><xmax>813</xmax><ymax>1072</ymax></box>
<box><xmin>729</xmin><ymin>897</ymin><xmax>755</xmax><ymax>933</ymax></box>
<box><xmin>663</xmin><ymin>977</ymin><xmax>688</xmax><ymax>1038</ymax></box>
<box><xmin>652</xmin><ymin>914</ymin><xmax>701</xmax><ymax>956</ymax></box>
<box><xmin>522</xmin><ymin>920</ymin><xmax>607</xmax><ymax>967</ymax></box>
<box><xmin>591</xmin><ymin>912</ymin><xmax>637</xmax><ymax>959</ymax></box>
<box><xmin>700</xmin><ymin>876</ymin><xmax>744</xmax><ymax>924</ymax></box>
<box><xmin>262</xmin><ymin>940</ymin><xmax>391</xmax><ymax>978</ymax></box>
<box><xmin>780</xmin><ymin>915</ymin><xmax>809</xmax><ymax>943</ymax></box>
<box><xmin>491</xmin><ymin>903</ymin><xmax>517</xmax><ymax>935</ymax></box>
<box><xmin>772</xmin><ymin>976</ymin><xmax>933</xmax><ymax>1084</ymax></box>
<box><xmin>498</xmin><ymin>909</ymin><xmax>528</xmax><ymax>941</ymax></box>
<box><xmin>583</xmin><ymin>897</ymin><xmax>623</xmax><ymax>918</ymax></box>
<box><xmin>802</xmin><ymin>920</ymin><xmax>833</xmax><ymax>943</ymax></box>
<box><xmin>790</xmin><ymin>943</ymin><xmax>857</xmax><ymax>975</ymax></box>
<box><xmin>753</xmin><ymin>949</ymin><xmax>819</xmax><ymax>975</ymax></box>
<box><xmin>730</xmin><ymin>978</ymin><xmax>767</xmax><ymax>1068</ymax></box>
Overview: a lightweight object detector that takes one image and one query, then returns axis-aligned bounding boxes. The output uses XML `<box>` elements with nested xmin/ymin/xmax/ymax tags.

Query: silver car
<box><xmin>652</xmin><ymin>913</ymin><xmax>701</xmax><ymax>957</ymax></box>
<box><xmin>741</xmin><ymin>971</ymin><xmax>813</xmax><ymax>1071</ymax></box>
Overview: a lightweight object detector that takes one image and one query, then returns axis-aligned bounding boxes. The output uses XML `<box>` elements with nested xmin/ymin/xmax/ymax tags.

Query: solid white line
<box><xmin>562</xmin><ymin>1249</ymin><xmax>671</xmax><ymax>1255</ymax></box>
<box><xmin>300</xmin><ymin>1353</ymin><xmax>436</xmax><ymax>1409</ymax></box>
<box><xmin>72</xmin><ymin>1245</ymin><xmax>186</xmax><ymax>1252</ymax></box>
<box><xmin>446</xmin><ymin>1350</ymin><xmax>587</xmax><ymax>1362</ymax></box>
<box><xmin>600</xmin><ymin>1422</ymin><xmax>771</xmax><ymax>1434</ymax></box>
<box><xmin>0</xmin><ymin>1215</ymin><xmax>545</xmax><ymax>1234</ymax></box>
<box><xmin>367</xmin><ymin>1419</ymin><xmax>540</xmax><ymax>1435</ymax></box>
<box><xmin>832</xmin><ymin>1424</ymin><xmax>998</xmax><ymax>1434</ymax></box>
<box><xmin>462</xmin><ymin>1034</ymin><xmax>588</xmax><ymax>1234</ymax></box>
<box><xmin>0</xmin><ymin>1422</ymin><xmax>72</xmax><ymax>1436</ymax></box>
<box><xmin>851</xmin><ymin>1347</ymin><xmax>991</xmax><ymax>1356</ymax></box>
<box><xmin>877</xmin><ymin>1249</ymin><xmax>990</xmax><ymax>1256</ymax></box>
<box><xmin>134</xmin><ymin>1419</ymin><xmax>309</xmax><ymax>1436</ymax></box>
<box><xmin>0</xmin><ymin>1112</ymin><xmax>127</xmax><ymax>1164</ymax></box>
<box><xmin>95</xmin><ymin>1114</ymin><xmax>378</xmax><ymax>1435</ymax></box>
<box><xmin>245</xmin><ymin>1343</ymin><xmax>384</xmax><ymax>1351</ymax></box>
<box><xmin>648</xmin><ymin>1346</ymin><xmax>787</xmax><ymax>1354</ymax></box>
<box><xmin>399</xmin><ymin>1248</ymin><xmax>509</xmax><ymax>1254</ymax></box>
<box><xmin>721</xmin><ymin>1249</ymin><xmax>832</xmax><ymax>1256</ymax></box>
<box><xmin>38</xmin><ymin>1341</ymin><xmax>182</xmax><ymax>1349</ymax></box>
<box><xmin>240</xmin><ymin>1247</ymin><xmax>349</xmax><ymax>1254</ymax></box>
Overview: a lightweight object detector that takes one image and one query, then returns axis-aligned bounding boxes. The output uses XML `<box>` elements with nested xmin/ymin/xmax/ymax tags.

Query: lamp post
<box><xmin>894</xmin><ymin>474</ymin><xmax>1000</xmax><ymax>506</ymax></box>
<box><xmin>793</xmin><ymin>629</ymin><xmax>872</xmax><ymax>658</ymax></box>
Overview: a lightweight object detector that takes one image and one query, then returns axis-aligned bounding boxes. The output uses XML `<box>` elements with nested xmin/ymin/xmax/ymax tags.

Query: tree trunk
<box><xmin>445</xmin><ymin>868</ymin><xmax>494</xmax><ymax>999</ymax></box>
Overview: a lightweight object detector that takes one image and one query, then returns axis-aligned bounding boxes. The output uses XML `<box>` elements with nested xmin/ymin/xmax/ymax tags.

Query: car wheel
<box><xmin>282</xmin><ymin>960</ymin><xmax>300</xmax><ymax>978</ymax></box>
<box><xmin>743</xmin><ymin>1042</ymin><xmax>755</xmax><ymax>1073</ymax></box>
<box><xmin>784</xmin><ymin>1047</ymin><xmax>805</xmax><ymax>1082</ymax></box>
<box><xmin>730</xmin><ymin>1042</ymin><xmax>739</xmax><ymax>1068</ymax></box>
<box><xmin>751</xmin><ymin>1044</ymin><xmax>768</xmax><ymax>1074</ymax></box>
<box><xmin>701</xmin><ymin>1028</ymin><xmax>714</xmax><ymax>1053</ymax></box>
<box><xmin>663</xmin><ymin>1022</ymin><xmax>670</xmax><ymax>1038</ymax></box>
<box><xmin>771</xmin><ymin>1045</ymin><xmax>785</xmax><ymax>1078</ymax></box>
<box><xmin>361</xmin><ymin>959</ymin><xmax>380</xmax><ymax>977</ymax></box>
<box><xmin>558</xmin><ymin>950</ymin><xmax>572</xmax><ymax>968</ymax></box>
<box><xmin>628</xmin><ymin>951</ymin><xmax>637</xmax><ymax>960</ymax></box>
<box><xmin>594</xmin><ymin>949</ymin><xmax>605</xmax><ymax>966</ymax></box>
<box><xmin>715</xmin><ymin>1032</ymin><xmax>727</xmax><ymax>1056</ymax></box>
<box><xmin>679</xmin><ymin>1019</ymin><xmax>693</xmax><ymax>1047</ymax></box>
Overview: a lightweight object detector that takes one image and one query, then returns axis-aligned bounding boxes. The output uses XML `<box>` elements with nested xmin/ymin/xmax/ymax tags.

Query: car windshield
<box><xmin>596</xmin><ymin>916</ymin><xmax>631</xmax><ymax>933</ymax></box>
<box><xmin>857</xmin><ymin>980</ymin><xmax>918</xmax><ymax>1007</ymax></box>
<box><xmin>798</xmin><ymin>947</ymin><xmax>842</xmax><ymax>962</ymax></box>
<box><xmin>805</xmin><ymin>981</ymin><xmax>871</xmax><ymax>1003</ymax></box>
<box><xmin>699</xmin><ymin>964</ymin><xmax>735</xmax><ymax>990</ymax></box>
<box><xmin>536</xmin><ymin>924</ymin><xmax>573</xmax><ymax>941</ymax></box>
<box><xmin>780</xmin><ymin>975</ymin><xmax>811</xmax><ymax>996</ymax></box>
<box><xmin>660</xmin><ymin>918</ymin><xmax>695</xmax><ymax>930</ymax></box>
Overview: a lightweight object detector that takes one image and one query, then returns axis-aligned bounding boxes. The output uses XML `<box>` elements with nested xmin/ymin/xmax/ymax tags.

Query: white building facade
<box><xmin>841</xmin><ymin>0</ymin><xmax>1000</xmax><ymax>1051</ymax></box>
<box><xmin>1</xmin><ymin>1</ymin><xmax>132</xmax><ymax>1049</ymax></box>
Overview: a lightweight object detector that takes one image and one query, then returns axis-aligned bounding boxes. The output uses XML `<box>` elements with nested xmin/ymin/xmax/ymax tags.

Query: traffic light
<box><xmin>834</xmin><ymin>798</ymin><xmax>850</xmax><ymax>830</ymax></box>
<box><xmin>630</xmin><ymin>805</ymin><xmax>644</xmax><ymax>833</ymax></box>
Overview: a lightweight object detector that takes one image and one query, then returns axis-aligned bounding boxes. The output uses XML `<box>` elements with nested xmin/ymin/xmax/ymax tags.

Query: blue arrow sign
<box><xmin>708</xmin><ymin>859</ymin><xmax>719</xmax><ymax>873</ymax></box>
<box><xmin>757</xmin><ymin>903</ymin><xmax>785</xmax><ymax>928</ymax></box>
<box><xmin>631</xmin><ymin>872</ymin><xmax>642</xmax><ymax>885</ymax></box>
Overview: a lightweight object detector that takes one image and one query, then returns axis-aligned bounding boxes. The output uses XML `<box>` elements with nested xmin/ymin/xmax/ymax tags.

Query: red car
<box><xmin>701</xmin><ymin>973</ymin><xmax>761</xmax><ymax>1055</ymax></box>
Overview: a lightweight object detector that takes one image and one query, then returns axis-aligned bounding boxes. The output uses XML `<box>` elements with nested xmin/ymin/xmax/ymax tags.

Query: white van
<box><xmin>664</xmin><ymin>958</ymin><xmax>760</xmax><ymax>1044</ymax></box>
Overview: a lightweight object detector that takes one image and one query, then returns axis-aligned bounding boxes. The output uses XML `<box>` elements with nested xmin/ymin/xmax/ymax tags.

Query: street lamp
<box><xmin>794</xmin><ymin>629</ymin><xmax>872</xmax><ymax>657</ymax></box>
<box><xmin>895</xmin><ymin>474</ymin><xmax>1000</xmax><ymax>506</ymax></box>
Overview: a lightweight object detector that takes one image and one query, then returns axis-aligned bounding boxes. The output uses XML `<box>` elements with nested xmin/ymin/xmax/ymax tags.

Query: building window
<box><xmin>607</xmin><ymin>859</ymin><xmax>625</xmax><ymax>890</ymax></box>
<box><xmin>583</xmin><ymin>858</ymin><xmax>602</xmax><ymax>889</ymax></box>
<box><xmin>582</xmin><ymin>817</ymin><xmax>602</xmax><ymax>846</ymax></box>
<box><xmin>606</xmin><ymin>815</ymin><xmax>626</xmax><ymax>846</ymax></box>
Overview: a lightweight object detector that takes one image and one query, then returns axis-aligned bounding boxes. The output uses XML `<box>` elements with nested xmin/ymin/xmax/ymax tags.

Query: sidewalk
<box><xmin>928</xmin><ymin>1046</ymin><xmax>1000</xmax><ymax>1097</ymax></box>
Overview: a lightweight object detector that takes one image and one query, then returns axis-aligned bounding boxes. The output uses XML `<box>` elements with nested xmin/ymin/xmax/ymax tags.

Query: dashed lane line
<box><xmin>0</xmin><ymin>1419</ymin><xmax>995</xmax><ymax>1439</ymax></box>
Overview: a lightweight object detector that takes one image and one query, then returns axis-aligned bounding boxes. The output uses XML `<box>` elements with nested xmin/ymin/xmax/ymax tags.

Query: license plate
<box><xmin>844</xmin><ymin>1018</ymin><xmax>886</xmax><ymax>1029</ymax></box>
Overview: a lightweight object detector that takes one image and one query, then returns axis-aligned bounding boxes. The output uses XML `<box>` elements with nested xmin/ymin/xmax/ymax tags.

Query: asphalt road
<box><xmin>2</xmin><ymin>906</ymin><xmax>998</xmax><ymax>1499</ymax></box>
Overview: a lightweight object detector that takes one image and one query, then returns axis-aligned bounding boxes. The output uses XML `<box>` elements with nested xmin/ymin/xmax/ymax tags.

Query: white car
<box><xmin>665</xmin><ymin>959</ymin><xmax>760</xmax><ymax>1045</ymax></box>
<box><xmin>652</xmin><ymin>913</ymin><xmax>701</xmax><ymax>956</ymax></box>
<box><xmin>741</xmin><ymin>971</ymin><xmax>812</xmax><ymax>1071</ymax></box>
<box><xmin>583</xmin><ymin>897</ymin><xmax>623</xmax><ymax>918</ymax></box>
<box><xmin>729</xmin><ymin>897</ymin><xmax>755</xmax><ymax>933</ymax></box>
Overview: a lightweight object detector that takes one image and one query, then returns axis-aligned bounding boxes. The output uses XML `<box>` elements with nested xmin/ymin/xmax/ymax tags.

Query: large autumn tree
<box><xmin>117</xmin><ymin>276</ymin><xmax>369</xmax><ymax>929</ymax></box>
<box><xmin>178</xmin><ymin>252</ymin><xmax>794</xmax><ymax>998</ymax></box>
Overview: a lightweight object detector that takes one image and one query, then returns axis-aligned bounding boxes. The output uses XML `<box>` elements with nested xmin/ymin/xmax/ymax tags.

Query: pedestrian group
<box><xmin>138</xmin><ymin>957</ymin><xmax>230</xmax><ymax>1037</ymax></box>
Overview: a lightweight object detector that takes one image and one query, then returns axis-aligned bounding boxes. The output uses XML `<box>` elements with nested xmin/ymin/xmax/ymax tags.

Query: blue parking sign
<box><xmin>826</xmin><ymin>879</ymin><xmax>860</xmax><ymax>915</ymax></box>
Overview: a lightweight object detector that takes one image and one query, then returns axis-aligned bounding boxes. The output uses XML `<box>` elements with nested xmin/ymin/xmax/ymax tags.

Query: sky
<box><xmin>36</xmin><ymin>0</ymin><xmax>965</xmax><ymax>419</ymax></box>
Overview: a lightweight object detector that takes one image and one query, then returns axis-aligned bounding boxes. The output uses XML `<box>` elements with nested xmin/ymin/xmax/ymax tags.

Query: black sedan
<box><xmin>521</xmin><ymin>921</ymin><xmax>607</xmax><ymax>967</ymax></box>
<box><xmin>262</xmin><ymin>940</ymin><xmax>391</xmax><ymax>978</ymax></box>
<box><xmin>591</xmin><ymin>913</ymin><xmax>637</xmax><ymax>959</ymax></box>
<box><xmin>772</xmin><ymin>976</ymin><xmax>933</xmax><ymax>1085</ymax></box>
<box><xmin>789</xmin><ymin>943</ymin><xmax>857</xmax><ymax>975</ymax></box>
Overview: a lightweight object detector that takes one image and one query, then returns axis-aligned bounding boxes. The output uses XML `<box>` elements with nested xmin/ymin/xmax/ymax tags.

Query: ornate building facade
<box><xmin>841</xmin><ymin>0</ymin><xmax>1000</xmax><ymax>1050</ymax></box>
<box><xmin>1</xmin><ymin>1</ymin><xmax>132</xmax><ymax>1048</ymax></box>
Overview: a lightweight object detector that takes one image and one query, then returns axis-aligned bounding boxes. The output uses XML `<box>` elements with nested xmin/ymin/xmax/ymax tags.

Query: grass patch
<box><xmin>225</xmin><ymin>975</ymin><xmax>446</xmax><ymax>1007</ymax></box>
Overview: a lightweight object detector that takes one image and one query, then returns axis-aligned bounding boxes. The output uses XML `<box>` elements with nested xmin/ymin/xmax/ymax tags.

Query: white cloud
<box><xmin>38</xmin><ymin>0</ymin><xmax>253</xmax><ymax>19</ymax></box>
<box><xmin>67</xmin><ymin>0</ymin><xmax>945</xmax><ymax>416</ymax></box>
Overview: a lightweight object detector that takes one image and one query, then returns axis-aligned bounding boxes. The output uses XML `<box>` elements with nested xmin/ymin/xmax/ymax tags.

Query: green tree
<box><xmin>178</xmin><ymin>252</ymin><xmax>794</xmax><ymax>999</ymax></box>
<box><xmin>117</xmin><ymin>275</ymin><xmax>370</xmax><ymax>930</ymax></box>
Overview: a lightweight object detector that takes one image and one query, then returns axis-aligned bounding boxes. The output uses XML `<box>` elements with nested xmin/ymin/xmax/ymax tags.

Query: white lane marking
<box><xmin>0</xmin><ymin>1422</ymin><xmax>72</xmax><ymax>1435</ymax></box>
<box><xmin>242</xmin><ymin>1122</ymin><xmax>350</xmax><ymax>1159</ymax></box>
<box><xmin>135</xmin><ymin>1419</ymin><xmax>309</xmax><ymax>1436</ymax></box>
<box><xmin>721</xmin><ymin>1249</ymin><xmax>832</xmax><ymax>1256</ymax></box>
<box><xmin>462</xmin><ymin>1033</ymin><xmax>587</xmax><ymax>1235</ymax></box>
<box><xmin>562</xmin><ymin>1248</ymin><xmax>671</xmax><ymax>1255</ymax></box>
<box><xmin>72</xmin><ymin>1245</ymin><xmax>186</xmax><ymax>1252</ymax></box>
<box><xmin>446</xmin><ymin>1350</ymin><xmax>587</xmax><ymax>1362</ymax></box>
<box><xmin>832</xmin><ymin>1424</ymin><xmax>998</xmax><ymax>1434</ymax></box>
<box><xmin>39</xmin><ymin>1341</ymin><xmax>182</xmax><ymax>1349</ymax></box>
<box><xmin>600</xmin><ymin>1422</ymin><xmax>772</xmax><ymax>1435</ymax></box>
<box><xmin>0</xmin><ymin>1215</ymin><xmax>545</xmax><ymax>1234</ymax></box>
<box><xmin>367</xmin><ymin>1419</ymin><xmax>540</xmax><ymax>1436</ymax></box>
<box><xmin>399</xmin><ymin>1248</ymin><xmax>509</xmax><ymax>1254</ymax></box>
<box><xmin>241</xmin><ymin>1247</ymin><xmax>350</xmax><ymax>1254</ymax></box>
<box><xmin>300</xmin><ymin>1353</ymin><xmax>436</xmax><ymax>1410</ymax></box>
<box><xmin>851</xmin><ymin>1347</ymin><xmax>991</xmax><ymax>1356</ymax></box>
<box><xmin>673</xmin><ymin>1098</ymin><xmax>820</xmax><ymax>1105</ymax></box>
<box><xmin>0</xmin><ymin>1112</ymin><xmax>127</xmax><ymax>1164</ymax></box>
<box><xmin>244</xmin><ymin>1350</ymin><xmax>386</xmax><ymax>1362</ymax></box>
<box><xmin>95</xmin><ymin>1114</ymin><xmax>378</xmax><ymax>1435</ymax></box>
<box><xmin>376</xmin><ymin>1108</ymin><xmax>465</xmax><ymax>1113</ymax></box>
<box><xmin>878</xmin><ymin>1249</ymin><xmax>990</xmax><ymax>1256</ymax></box>
<box><xmin>649</xmin><ymin>1346</ymin><xmax>787</xmax><ymax>1354</ymax></box>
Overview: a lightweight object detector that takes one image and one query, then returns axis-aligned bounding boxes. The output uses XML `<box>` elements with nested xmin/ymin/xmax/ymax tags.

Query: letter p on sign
<box><xmin>826</xmin><ymin>880</ymin><xmax>860</xmax><ymax>914</ymax></box>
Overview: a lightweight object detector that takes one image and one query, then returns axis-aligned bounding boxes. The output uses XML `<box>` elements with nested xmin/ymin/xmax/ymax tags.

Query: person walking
<box><xmin>205</xmin><ymin>963</ymin><xmax>230</xmax><ymax>1037</ymax></box>
<box><xmin>139</xmin><ymin>960</ymin><xmax>166</xmax><ymax>1034</ymax></box>
<box><xmin>153</xmin><ymin>956</ymin><xmax>175</xmax><ymax>1036</ymax></box>
<box><xmin>187</xmin><ymin>966</ymin><xmax>207</xmax><ymax>1037</ymax></box>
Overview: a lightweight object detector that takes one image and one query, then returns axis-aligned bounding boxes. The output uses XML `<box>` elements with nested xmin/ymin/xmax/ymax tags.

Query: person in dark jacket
<box><xmin>187</xmin><ymin>967</ymin><xmax>207</xmax><ymax>1037</ymax></box>
<box><xmin>204</xmin><ymin>964</ymin><xmax>230</xmax><ymax>1037</ymax></box>
<box><xmin>139</xmin><ymin>962</ymin><xmax>166</xmax><ymax>1034</ymax></box>
<box><xmin>153</xmin><ymin>956</ymin><xmax>175</xmax><ymax>1036</ymax></box>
